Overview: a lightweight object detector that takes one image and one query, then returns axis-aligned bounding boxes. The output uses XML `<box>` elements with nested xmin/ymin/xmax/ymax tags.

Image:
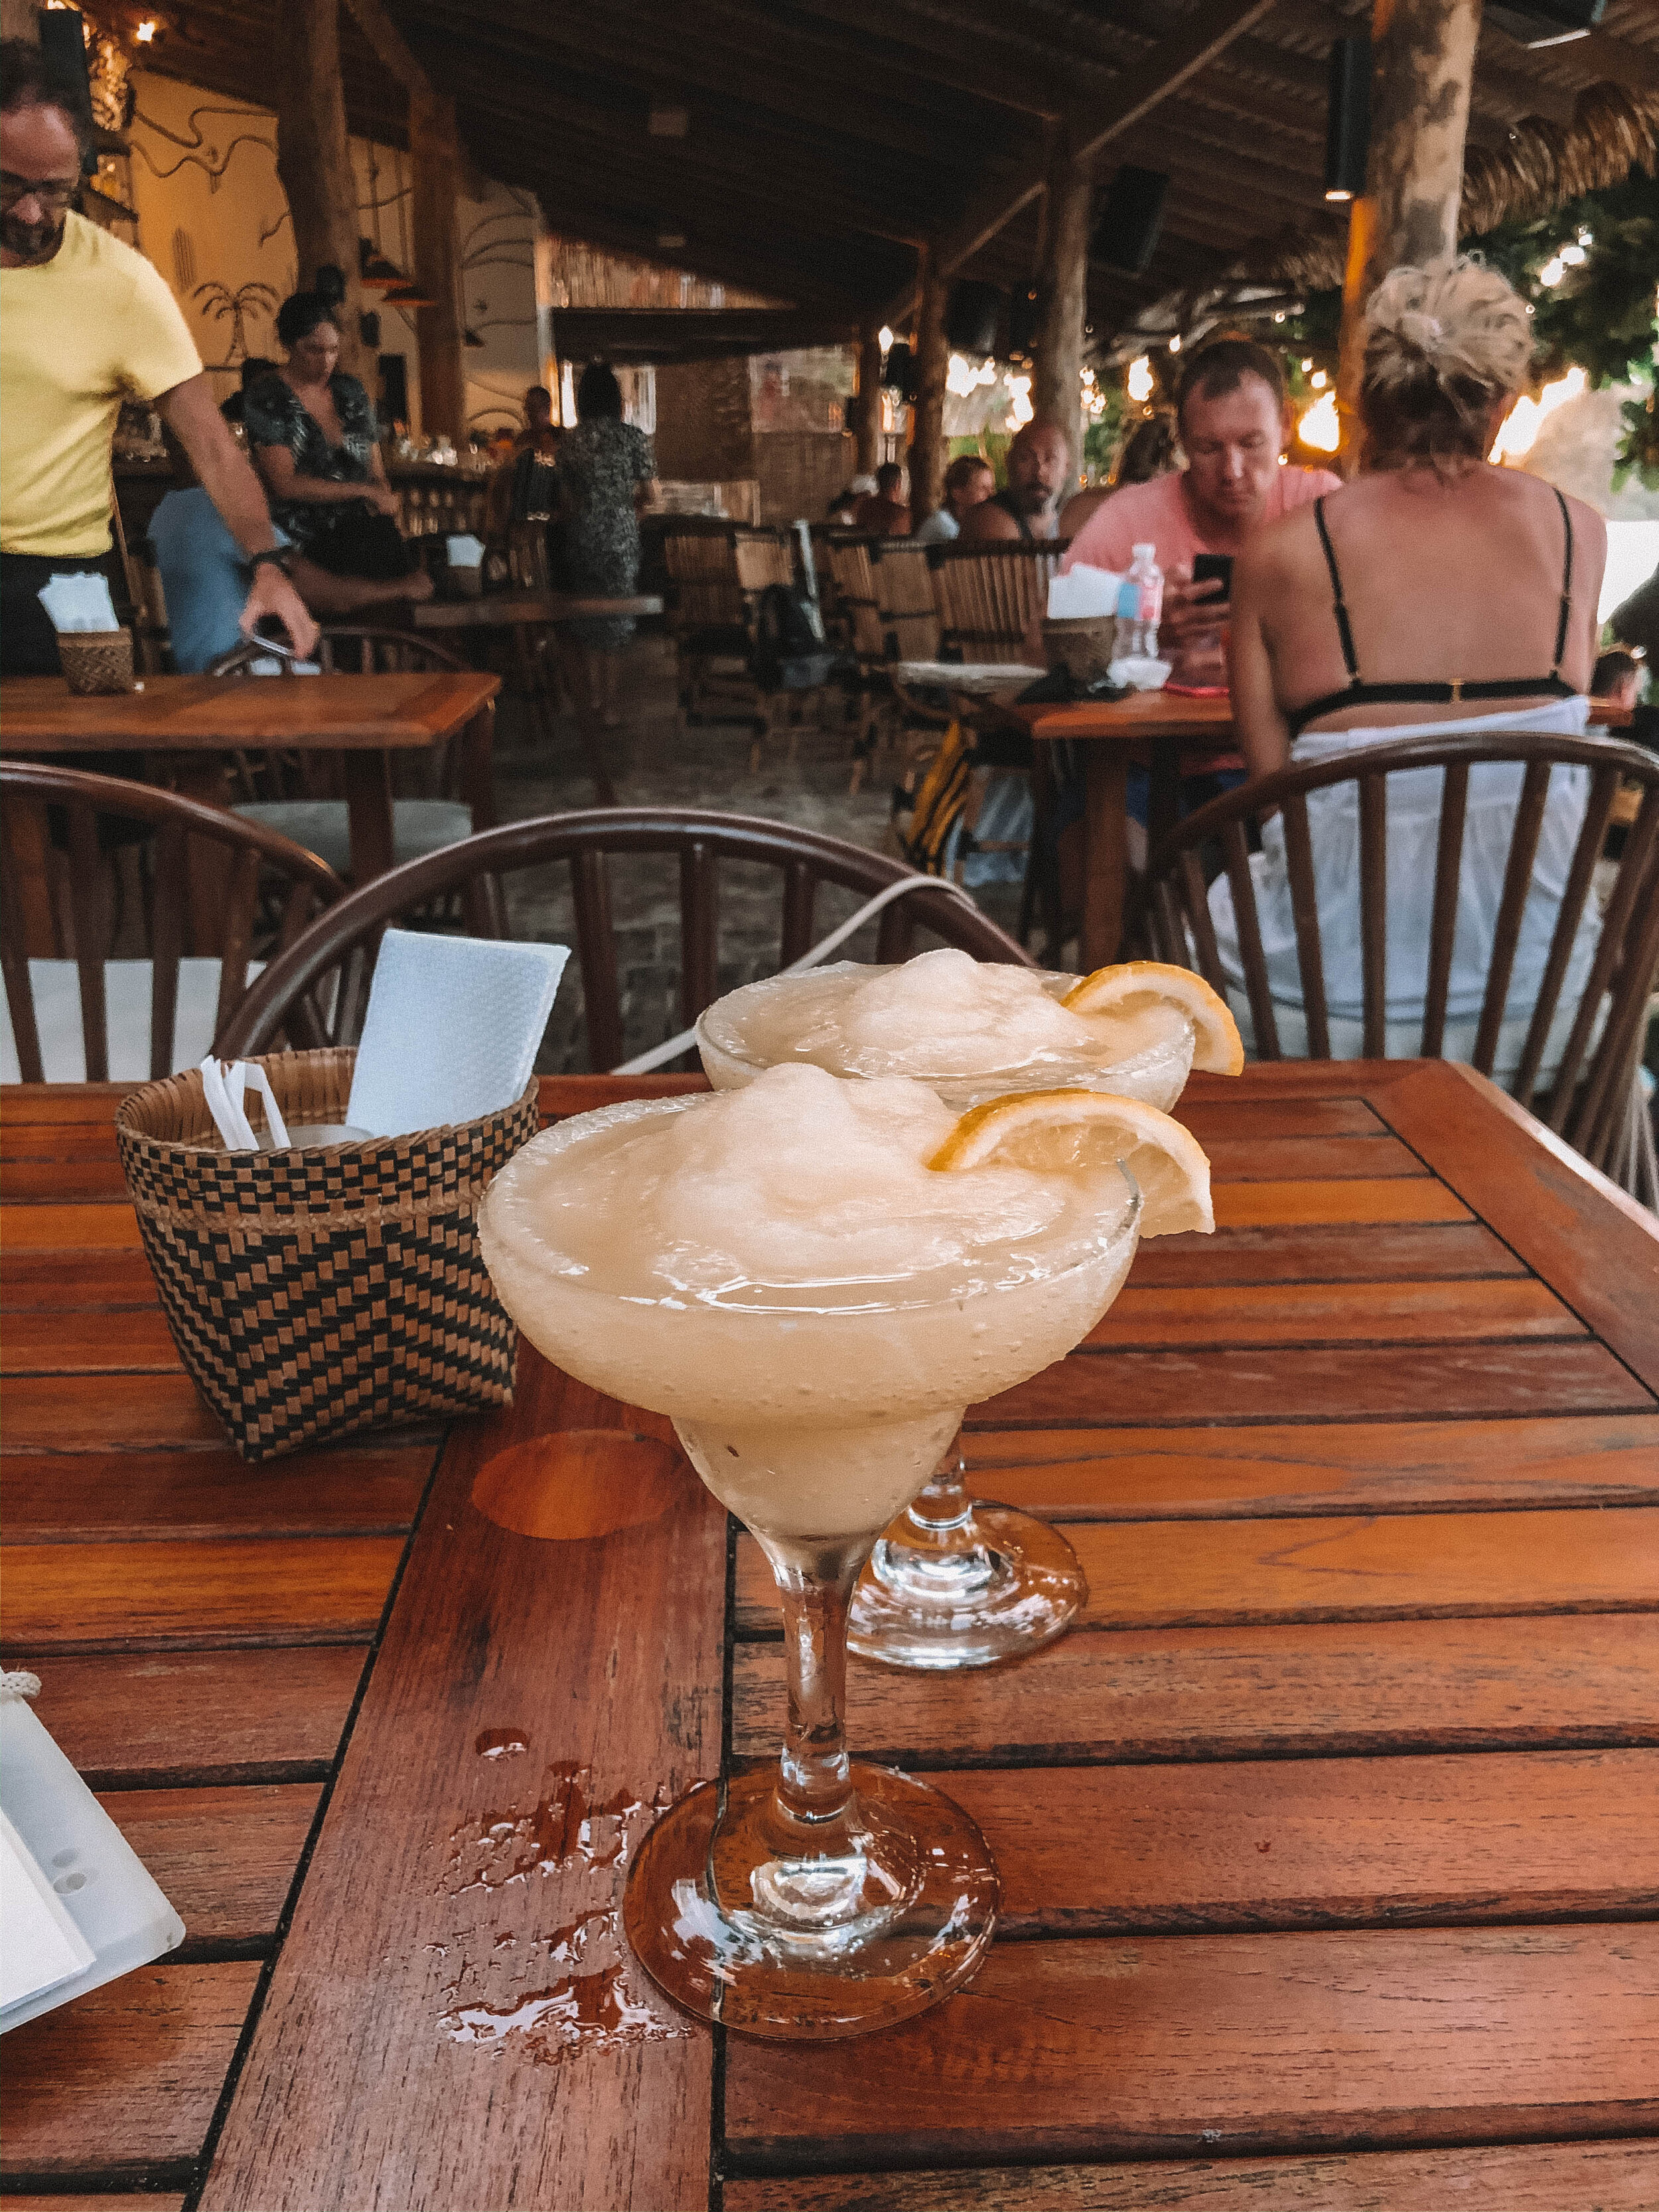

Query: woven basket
<box><xmin>1041</xmin><ymin>615</ymin><xmax>1118</xmax><ymax>688</ymax></box>
<box><xmin>115</xmin><ymin>1049</ymin><xmax>538</xmax><ymax>1463</ymax></box>
<box><xmin>58</xmin><ymin>630</ymin><xmax>135</xmax><ymax>695</ymax></box>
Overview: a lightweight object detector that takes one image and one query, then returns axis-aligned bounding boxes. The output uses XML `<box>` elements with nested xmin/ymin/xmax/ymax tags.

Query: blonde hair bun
<box><xmin>1364</xmin><ymin>258</ymin><xmax>1534</xmax><ymax>402</ymax></box>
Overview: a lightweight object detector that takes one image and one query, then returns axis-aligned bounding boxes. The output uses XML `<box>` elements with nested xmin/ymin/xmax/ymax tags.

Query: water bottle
<box><xmin>1127</xmin><ymin>544</ymin><xmax>1163</xmax><ymax>658</ymax></box>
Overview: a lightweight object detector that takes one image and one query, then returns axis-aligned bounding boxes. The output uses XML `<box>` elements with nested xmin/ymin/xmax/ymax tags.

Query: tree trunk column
<box><xmin>907</xmin><ymin>256</ymin><xmax>949</xmax><ymax>525</ymax></box>
<box><xmin>853</xmin><ymin>325</ymin><xmax>883</xmax><ymax>478</ymax></box>
<box><xmin>273</xmin><ymin>0</ymin><xmax>364</xmax><ymax>382</ymax></box>
<box><xmin>1032</xmin><ymin>133</ymin><xmax>1093</xmax><ymax>492</ymax></box>
<box><xmin>412</xmin><ymin>87</ymin><xmax>467</xmax><ymax>442</ymax></box>
<box><xmin>1336</xmin><ymin>0</ymin><xmax>1482</xmax><ymax>465</ymax></box>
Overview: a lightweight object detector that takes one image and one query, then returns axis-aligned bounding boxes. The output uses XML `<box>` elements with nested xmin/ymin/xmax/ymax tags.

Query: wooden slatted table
<box><xmin>3</xmin><ymin>1061</ymin><xmax>1657</xmax><ymax>2211</ymax></box>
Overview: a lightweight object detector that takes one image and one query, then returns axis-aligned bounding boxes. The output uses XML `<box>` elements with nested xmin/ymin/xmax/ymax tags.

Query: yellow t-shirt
<box><xmin>0</xmin><ymin>212</ymin><xmax>202</xmax><ymax>558</ymax></box>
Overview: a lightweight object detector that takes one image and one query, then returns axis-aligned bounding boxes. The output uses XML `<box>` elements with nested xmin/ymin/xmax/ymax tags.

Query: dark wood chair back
<box><xmin>1137</xmin><ymin>728</ymin><xmax>1659</xmax><ymax>1175</ymax></box>
<box><xmin>314</xmin><ymin>628</ymin><xmax>469</xmax><ymax>677</ymax></box>
<box><xmin>873</xmin><ymin>542</ymin><xmax>940</xmax><ymax>662</ymax></box>
<box><xmin>929</xmin><ymin>539</ymin><xmax>1070</xmax><ymax>664</ymax></box>
<box><xmin>217</xmin><ymin>807</ymin><xmax>1034</xmax><ymax>1072</ymax></box>
<box><xmin>1</xmin><ymin>763</ymin><xmax>343</xmax><ymax>1083</ymax></box>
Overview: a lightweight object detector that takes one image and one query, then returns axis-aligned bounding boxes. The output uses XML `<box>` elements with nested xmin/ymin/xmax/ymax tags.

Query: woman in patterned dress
<box><xmin>556</xmin><ymin>362</ymin><xmax>657</xmax><ymax>727</ymax></box>
<box><xmin>246</xmin><ymin>293</ymin><xmax>424</xmax><ymax>591</ymax></box>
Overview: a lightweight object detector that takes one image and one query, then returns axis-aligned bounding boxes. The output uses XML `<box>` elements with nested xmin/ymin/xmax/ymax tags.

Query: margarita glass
<box><xmin>477</xmin><ymin>1064</ymin><xmax>1143</xmax><ymax>2037</ymax></box>
<box><xmin>696</xmin><ymin>948</ymin><xmax>1207</xmax><ymax>1670</ymax></box>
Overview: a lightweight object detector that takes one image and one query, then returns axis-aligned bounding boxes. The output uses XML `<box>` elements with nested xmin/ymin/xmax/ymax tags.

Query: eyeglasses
<box><xmin>0</xmin><ymin>172</ymin><xmax>80</xmax><ymax>212</ymax></box>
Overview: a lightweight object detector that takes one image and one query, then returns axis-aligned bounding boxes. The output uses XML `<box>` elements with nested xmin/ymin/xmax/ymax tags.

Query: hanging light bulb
<box><xmin>1298</xmin><ymin>390</ymin><xmax>1340</xmax><ymax>452</ymax></box>
<box><xmin>1126</xmin><ymin>355</ymin><xmax>1153</xmax><ymax>402</ymax></box>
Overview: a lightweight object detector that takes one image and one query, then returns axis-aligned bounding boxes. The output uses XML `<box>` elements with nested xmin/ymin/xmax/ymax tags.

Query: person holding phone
<box><xmin>1062</xmin><ymin>338</ymin><xmax>1340</xmax><ymax>686</ymax></box>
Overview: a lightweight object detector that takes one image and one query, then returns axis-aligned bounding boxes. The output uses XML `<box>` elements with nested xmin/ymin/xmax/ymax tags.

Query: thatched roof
<box><xmin>144</xmin><ymin>0</ymin><xmax>1659</xmax><ymax>348</ymax></box>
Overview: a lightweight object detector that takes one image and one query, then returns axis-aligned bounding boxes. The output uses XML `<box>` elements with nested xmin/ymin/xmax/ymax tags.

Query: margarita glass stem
<box><xmin>901</xmin><ymin>1449</ymin><xmax>974</xmax><ymax>1544</ymax></box>
<box><xmin>757</xmin><ymin>1534</ymin><xmax>869</xmax><ymax>1856</ymax></box>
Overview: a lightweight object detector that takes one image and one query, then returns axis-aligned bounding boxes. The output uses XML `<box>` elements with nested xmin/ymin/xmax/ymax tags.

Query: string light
<box><xmin>1169</xmin><ymin>334</ymin><xmax>1182</xmax><ymax>354</ymax></box>
<box><xmin>878</xmin><ymin>326</ymin><xmax>894</xmax><ymax>352</ymax></box>
<box><xmin>1310</xmin><ymin>370</ymin><xmax>1329</xmax><ymax>391</ymax></box>
<box><xmin>1126</xmin><ymin>356</ymin><xmax>1153</xmax><ymax>403</ymax></box>
<box><xmin>1007</xmin><ymin>372</ymin><xmax>1034</xmax><ymax>429</ymax></box>
<box><xmin>1298</xmin><ymin>390</ymin><xmax>1340</xmax><ymax>452</ymax></box>
<box><xmin>1490</xmin><ymin>366</ymin><xmax>1587</xmax><ymax>462</ymax></box>
<box><xmin>135</xmin><ymin>17</ymin><xmax>158</xmax><ymax>38</ymax></box>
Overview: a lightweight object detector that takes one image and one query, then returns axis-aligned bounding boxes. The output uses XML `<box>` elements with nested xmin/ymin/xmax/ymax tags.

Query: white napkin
<box><xmin>345</xmin><ymin>929</ymin><xmax>568</xmax><ymax>1137</ymax></box>
<box><xmin>1047</xmin><ymin>564</ymin><xmax>1123</xmax><ymax>620</ymax></box>
<box><xmin>37</xmin><ymin>573</ymin><xmax>119</xmax><ymax>632</ymax></box>
<box><xmin>1109</xmin><ymin>656</ymin><xmax>1173</xmax><ymax>691</ymax></box>
<box><xmin>445</xmin><ymin>534</ymin><xmax>486</xmax><ymax>568</ymax></box>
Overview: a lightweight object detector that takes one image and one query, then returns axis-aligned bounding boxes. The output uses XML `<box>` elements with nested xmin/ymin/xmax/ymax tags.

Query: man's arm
<box><xmin>157</xmin><ymin>374</ymin><xmax>319</xmax><ymax>658</ymax></box>
<box><xmin>961</xmin><ymin>499</ymin><xmax>1021</xmax><ymax>543</ymax></box>
<box><xmin>1228</xmin><ymin>538</ymin><xmax>1291</xmax><ymax>780</ymax></box>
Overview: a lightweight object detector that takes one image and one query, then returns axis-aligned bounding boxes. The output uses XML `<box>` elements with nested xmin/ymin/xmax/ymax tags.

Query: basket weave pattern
<box><xmin>116</xmin><ymin>1049</ymin><xmax>538</xmax><ymax>1463</ymax></box>
<box><xmin>58</xmin><ymin>630</ymin><xmax>135</xmax><ymax>695</ymax></box>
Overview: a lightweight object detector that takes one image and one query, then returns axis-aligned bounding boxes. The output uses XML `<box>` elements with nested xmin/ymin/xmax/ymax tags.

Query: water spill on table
<box><xmin>439</xmin><ymin>1907</ymin><xmax>689</xmax><ymax>2064</ymax></box>
<box><xmin>474</xmin><ymin>1726</ymin><xmax>530</xmax><ymax>1759</ymax></box>
<box><xmin>445</xmin><ymin>1760</ymin><xmax>670</xmax><ymax>1894</ymax></box>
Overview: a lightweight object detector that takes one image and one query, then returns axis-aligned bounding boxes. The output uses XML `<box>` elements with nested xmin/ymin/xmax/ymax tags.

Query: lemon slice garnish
<box><xmin>928</xmin><ymin>1087</ymin><xmax>1212</xmax><ymax>1237</ymax></box>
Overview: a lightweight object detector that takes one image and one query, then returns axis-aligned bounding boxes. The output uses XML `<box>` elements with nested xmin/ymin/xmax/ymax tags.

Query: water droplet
<box><xmin>475</xmin><ymin>1727</ymin><xmax>530</xmax><ymax>1759</ymax></box>
<box><xmin>439</xmin><ymin>1907</ymin><xmax>689</xmax><ymax>2065</ymax></box>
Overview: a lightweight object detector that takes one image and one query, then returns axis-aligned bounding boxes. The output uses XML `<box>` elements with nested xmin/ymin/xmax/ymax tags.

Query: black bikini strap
<box><xmin>1313</xmin><ymin>496</ymin><xmax>1360</xmax><ymax>684</ymax></box>
<box><xmin>1551</xmin><ymin>486</ymin><xmax>1573</xmax><ymax>676</ymax></box>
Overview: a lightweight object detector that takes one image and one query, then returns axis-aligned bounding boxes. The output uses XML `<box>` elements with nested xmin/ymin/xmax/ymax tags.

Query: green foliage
<box><xmin>1479</xmin><ymin>169</ymin><xmax>1659</xmax><ymax>394</ymax></box>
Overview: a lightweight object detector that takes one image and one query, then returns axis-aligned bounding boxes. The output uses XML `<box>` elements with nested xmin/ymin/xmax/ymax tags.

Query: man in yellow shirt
<box><xmin>0</xmin><ymin>42</ymin><xmax>317</xmax><ymax>674</ymax></box>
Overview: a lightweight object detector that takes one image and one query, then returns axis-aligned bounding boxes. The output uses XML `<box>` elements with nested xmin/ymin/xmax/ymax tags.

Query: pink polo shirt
<box><xmin>1062</xmin><ymin>463</ymin><xmax>1342</xmax><ymax>576</ymax></box>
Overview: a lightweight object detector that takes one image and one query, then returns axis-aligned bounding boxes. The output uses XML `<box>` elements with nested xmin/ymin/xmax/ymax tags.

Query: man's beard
<box><xmin>2</xmin><ymin>211</ymin><xmax>67</xmax><ymax>262</ymax></box>
<box><xmin>1014</xmin><ymin>481</ymin><xmax>1053</xmax><ymax>514</ymax></box>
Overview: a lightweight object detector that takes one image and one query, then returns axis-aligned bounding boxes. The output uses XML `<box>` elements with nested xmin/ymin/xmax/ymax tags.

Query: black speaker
<box><xmin>1091</xmin><ymin>167</ymin><xmax>1169</xmax><ymax>278</ymax></box>
<box><xmin>1007</xmin><ymin>286</ymin><xmax>1041</xmax><ymax>362</ymax></box>
<box><xmin>945</xmin><ymin>280</ymin><xmax>1003</xmax><ymax>358</ymax></box>
<box><xmin>881</xmin><ymin>338</ymin><xmax>912</xmax><ymax>392</ymax></box>
<box><xmin>36</xmin><ymin>6</ymin><xmax>94</xmax><ymax>163</ymax></box>
<box><xmin>1325</xmin><ymin>36</ymin><xmax>1371</xmax><ymax>203</ymax></box>
<box><xmin>1484</xmin><ymin>0</ymin><xmax>1605</xmax><ymax>44</ymax></box>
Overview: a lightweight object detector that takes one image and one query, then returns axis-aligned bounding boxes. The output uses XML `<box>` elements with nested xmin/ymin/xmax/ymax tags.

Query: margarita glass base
<box><xmin>847</xmin><ymin>1449</ymin><xmax>1086</xmax><ymax>1670</ymax></box>
<box><xmin>622</xmin><ymin>1760</ymin><xmax>999</xmax><ymax>2039</ymax></box>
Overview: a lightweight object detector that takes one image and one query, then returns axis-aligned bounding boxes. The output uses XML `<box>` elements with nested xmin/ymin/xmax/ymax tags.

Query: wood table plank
<box><xmin>1189</xmin><ymin>1136</ymin><xmax>1427</xmax><ymax>1181</ymax></box>
<box><xmin>977</xmin><ymin>1340</ymin><xmax>1652</xmax><ymax>1427</ymax></box>
<box><xmin>197</xmin><ymin>1355</ymin><xmax>723</xmax><ymax>2212</ymax></box>
<box><xmin>959</xmin><ymin>1415</ymin><xmax>1659</xmax><ymax>1518</ymax></box>
<box><xmin>3</xmin><ymin>1374</ymin><xmax>253</xmax><ymax>1449</ymax></box>
<box><xmin>1210</xmin><ymin>1180</ymin><xmax>1472</xmax><ymax>1228</ymax></box>
<box><xmin>736</xmin><ymin>1506</ymin><xmax>1659</xmax><ymax>1633</ymax></box>
<box><xmin>11</xmin><ymin>1647</ymin><xmax>367</xmax><ymax>1787</ymax></box>
<box><xmin>1</xmin><ymin>1154</ymin><xmax>129</xmax><ymax>1200</ymax></box>
<box><xmin>5</xmin><ymin>2199</ymin><xmax>186</xmax><ymax>2212</ymax></box>
<box><xmin>2</xmin><ymin>1306</ymin><xmax>182</xmax><ymax>1373</ymax></box>
<box><xmin>98</xmin><ymin>1783</ymin><xmax>320</xmax><ymax>1945</ymax></box>
<box><xmin>4</xmin><ymin>1534</ymin><xmax>407</xmax><ymax>1648</ymax></box>
<box><xmin>1</xmin><ymin>1203</ymin><xmax>144</xmax><ymax>1250</ymax></box>
<box><xmin>733</xmin><ymin>1614</ymin><xmax>1659</xmax><ymax>1765</ymax></box>
<box><xmin>2</xmin><ymin>1248</ymin><xmax>160</xmax><ymax>1306</ymax></box>
<box><xmin>1124</xmin><ymin>1220</ymin><xmax>1526</xmax><ymax>1286</ymax></box>
<box><xmin>1173</xmin><ymin>1097</ymin><xmax>1386</xmax><ymax>1142</ymax></box>
<box><xmin>940</xmin><ymin>1749</ymin><xmax>1659</xmax><ymax>1934</ymax></box>
<box><xmin>1086</xmin><ymin>1276</ymin><xmax>1581</xmax><ymax>1348</ymax></box>
<box><xmin>2</xmin><ymin>1445</ymin><xmax>430</xmax><ymax>1540</ymax></box>
<box><xmin>0</xmin><ymin>1962</ymin><xmax>261</xmax><ymax>2183</ymax></box>
<box><xmin>723</xmin><ymin>2136</ymin><xmax>1659</xmax><ymax>2211</ymax></box>
<box><xmin>723</xmin><ymin>1925</ymin><xmax>1659</xmax><ymax>2166</ymax></box>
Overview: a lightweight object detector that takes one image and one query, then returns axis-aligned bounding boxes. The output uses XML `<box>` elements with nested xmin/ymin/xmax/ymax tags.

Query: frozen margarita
<box><xmin>697</xmin><ymin>948</ymin><xmax>1200</xmax><ymax>1110</ymax></box>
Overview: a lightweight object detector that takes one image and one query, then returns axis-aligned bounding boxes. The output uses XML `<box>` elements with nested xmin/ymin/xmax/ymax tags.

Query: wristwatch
<box><xmin>248</xmin><ymin>548</ymin><xmax>293</xmax><ymax>578</ymax></box>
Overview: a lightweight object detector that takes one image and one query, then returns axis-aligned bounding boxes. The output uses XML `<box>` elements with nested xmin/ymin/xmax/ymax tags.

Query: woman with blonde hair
<box><xmin>1215</xmin><ymin>258</ymin><xmax>1607</xmax><ymax>1070</ymax></box>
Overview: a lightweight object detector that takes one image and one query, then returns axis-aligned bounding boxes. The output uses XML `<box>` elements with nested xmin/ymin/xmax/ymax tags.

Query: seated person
<box><xmin>149</xmin><ymin>432</ymin><xmax>429</xmax><ymax>672</ymax></box>
<box><xmin>1593</xmin><ymin>647</ymin><xmax>1657</xmax><ymax>750</ymax></box>
<box><xmin>852</xmin><ymin>461</ymin><xmax>912</xmax><ymax>536</ymax></box>
<box><xmin>1217</xmin><ymin>258</ymin><xmax>1607</xmax><ymax>1076</ymax></box>
<box><xmin>962</xmin><ymin>419</ymin><xmax>1070</xmax><ymax>542</ymax></box>
<box><xmin>218</xmin><ymin>355</ymin><xmax>276</xmax><ymax>429</ymax></box>
<box><xmin>1058</xmin><ymin>411</ymin><xmax>1179</xmax><ymax>541</ymax></box>
<box><xmin>828</xmin><ymin>475</ymin><xmax>876</xmax><ymax>524</ymax></box>
<box><xmin>914</xmin><ymin>454</ymin><xmax>995</xmax><ymax>544</ymax></box>
<box><xmin>245</xmin><ymin>291</ymin><xmax>425</xmax><ymax>587</ymax></box>
<box><xmin>1064</xmin><ymin>340</ymin><xmax>1340</xmax><ymax>684</ymax></box>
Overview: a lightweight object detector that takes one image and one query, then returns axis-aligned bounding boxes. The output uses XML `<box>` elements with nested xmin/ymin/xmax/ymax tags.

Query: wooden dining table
<box><xmin>3</xmin><ymin>1060</ymin><xmax>1657</xmax><ymax>2210</ymax></box>
<box><xmin>0</xmin><ymin>669</ymin><xmax>500</xmax><ymax>893</ymax></box>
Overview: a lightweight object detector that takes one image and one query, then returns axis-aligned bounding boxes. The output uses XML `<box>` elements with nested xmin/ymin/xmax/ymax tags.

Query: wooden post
<box><xmin>1032</xmin><ymin>132</ymin><xmax>1093</xmax><ymax>491</ymax></box>
<box><xmin>1335</xmin><ymin>0</ymin><xmax>1482</xmax><ymax>467</ymax></box>
<box><xmin>907</xmin><ymin>254</ymin><xmax>949</xmax><ymax>524</ymax></box>
<box><xmin>411</xmin><ymin>88</ymin><xmax>466</xmax><ymax>441</ymax></box>
<box><xmin>272</xmin><ymin>0</ymin><xmax>364</xmax><ymax>382</ymax></box>
<box><xmin>853</xmin><ymin>325</ymin><xmax>883</xmax><ymax>477</ymax></box>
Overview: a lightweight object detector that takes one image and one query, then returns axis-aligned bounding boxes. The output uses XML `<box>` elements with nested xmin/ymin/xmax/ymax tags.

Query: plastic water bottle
<box><xmin>1127</xmin><ymin>544</ymin><xmax>1163</xmax><ymax>658</ymax></box>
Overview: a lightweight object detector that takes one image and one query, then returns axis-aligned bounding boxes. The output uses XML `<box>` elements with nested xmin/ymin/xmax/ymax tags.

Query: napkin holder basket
<box><xmin>1041</xmin><ymin>615</ymin><xmax>1118</xmax><ymax>689</ymax></box>
<box><xmin>115</xmin><ymin>1049</ymin><xmax>538</xmax><ymax>1463</ymax></box>
<box><xmin>57</xmin><ymin>630</ymin><xmax>135</xmax><ymax>696</ymax></box>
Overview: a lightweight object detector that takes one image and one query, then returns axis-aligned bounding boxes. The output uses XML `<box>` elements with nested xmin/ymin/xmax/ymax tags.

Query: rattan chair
<box><xmin>1137</xmin><ymin>729</ymin><xmax>1659</xmax><ymax>1187</ymax></box>
<box><xmin>929</xmin><ymin>540</ymin><xmax>1070</xmax><ymax>666</ymax></box>
<box><xmin>217</xmin><ymin>807</ymin><xmax>1033</xmax><ymax>1073</ymax></box>
<box><xmin>1</xmin><ymin>763</ymin><xmax>341</xmax><ymax>1082</ymax></box>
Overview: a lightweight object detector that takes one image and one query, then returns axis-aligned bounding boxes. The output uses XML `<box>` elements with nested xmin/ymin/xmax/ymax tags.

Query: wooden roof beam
<box><xmin>883</xmin><ymin>0</ymin><xmax>1279</xmax><ymax>326</ymax></box>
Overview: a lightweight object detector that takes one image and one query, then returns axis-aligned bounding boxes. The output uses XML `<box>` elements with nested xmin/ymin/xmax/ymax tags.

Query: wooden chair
<box><xmin>873</xmin><ymin>542</ymin><xmax>942</xmax><ymax>665</ymax></box>
<box><xmin>1137</xmin><ymin>729</ymin><xmax>1659</xmax><ymax>1183</ymax></box>
<box><xmin>662</xmin><ymin>520</ymin><xmax>751</xmax><ymax>723</ymax></box>
<box><xmin>216</xmin><ymin>806</ymin><xmax>1033</xmax><ymax>1073</ymax></box>
<box><xmin>230</xmin><ymin>628</ymin><xmax>482</xmax><ymax>877</ymax></box>
<box><xmin>1</xmin><ymin>763</ymin><xmax>341</xmax><ymax>1083</ymax></box>
<box><xmin>929</xmin><ymin>539</ymin><xmax>1070</xmax><ymax>666</ymax></box>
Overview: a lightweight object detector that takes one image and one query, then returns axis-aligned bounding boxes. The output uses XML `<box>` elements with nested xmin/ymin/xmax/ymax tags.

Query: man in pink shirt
<box><xmin>1065</xmin><ymin>338</ymin><xmax>1340</xmax><ymax>684</ymax></box>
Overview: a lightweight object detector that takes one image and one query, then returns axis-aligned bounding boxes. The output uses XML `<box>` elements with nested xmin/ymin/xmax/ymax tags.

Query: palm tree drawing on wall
<box><xmin>192</xmin><ymin>278</ymin><xmax>280</xmax><ymax>368</ymax></box>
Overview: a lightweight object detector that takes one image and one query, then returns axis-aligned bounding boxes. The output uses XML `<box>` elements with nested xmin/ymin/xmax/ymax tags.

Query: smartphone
<box><xmin>1191</xmin><ymin>552</ymin><xmax>1233</xmax><ymax>603</ymax></box>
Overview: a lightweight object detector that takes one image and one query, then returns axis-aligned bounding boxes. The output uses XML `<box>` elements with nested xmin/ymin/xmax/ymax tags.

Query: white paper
<box><xmin>0</xmin><ymin>1808</ymin><xmax>96</xmax><ymax>2014</ymax></box>
<box><xmin>1046</xmin><ymin>564</ymin><xmax>1123</xmax><ymax>620</ymax></box>
<box><xmin>1109</xmin><ymin>656</ymin><xmax>1172</xmax><ymax>691</ymax></box>
<box><xmin>36</xmin><ymin>572</ymin><xmax>119</xmax><ymax>633</ymax></box>
<box><xmin>346</xmin><ymin>929</ymin><xmax>569</xmax><ymax>1137</ymax></box>
<box><xmin>445</xmin><ymin>534</ymin><xmax>486</xmax><ymax>567</ymax></box>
